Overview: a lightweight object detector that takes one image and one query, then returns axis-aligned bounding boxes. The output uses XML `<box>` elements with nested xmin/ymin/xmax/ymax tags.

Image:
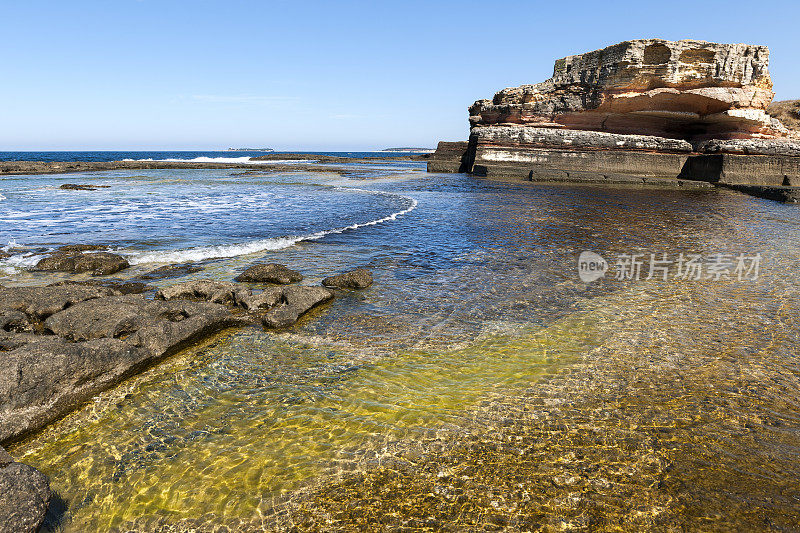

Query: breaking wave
<box><xmin>124</xmin><ymin>190</ymin><xmax>417</xmax><ymax>265</ymax></box>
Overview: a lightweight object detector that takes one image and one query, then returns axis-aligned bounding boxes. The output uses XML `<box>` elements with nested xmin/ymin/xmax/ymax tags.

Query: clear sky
<box><xmin>2</xmin><ymin>0</ymin><xmax>799</xmax><ymax>151</ymax></box>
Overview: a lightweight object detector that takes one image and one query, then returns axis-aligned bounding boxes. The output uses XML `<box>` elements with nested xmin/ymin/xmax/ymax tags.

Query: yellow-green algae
<box><xmin>11</xmin><ymin>302</ymin><xmax>603</xmax><ymax>531</ymax></box>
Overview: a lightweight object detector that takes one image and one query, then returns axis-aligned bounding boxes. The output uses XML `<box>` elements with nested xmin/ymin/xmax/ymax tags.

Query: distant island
<box><xmin>381</xmin><ymin>147</ymin><xmax>435</xmax><ymax>153</ymax></box>
<box><xmin>226</xmin><ymin>147</ymin><xmax>274</xmax><ymax>152</ymax></box>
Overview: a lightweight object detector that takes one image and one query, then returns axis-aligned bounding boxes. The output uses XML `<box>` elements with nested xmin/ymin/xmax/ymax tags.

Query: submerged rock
<box><xmin>0</xmin><ymin>446</ymin><xmax>51</xmax><ymax>533</ymax></box>
<box><xmin>134</xmin><ymin>263</ymin><xmax>204</xmax><ymax>281</ymax></box>
<box><xmin>235</xmin><ymin>263</ymin><xmax>303</xmax><ymax>284</ymax></box>
<box><xmin>34</xmin><ymin>251</ymin><xmax>129</xmax><ymax>276</ymax></box>
<box><xmin>322</xmin><ymin>268</ymin><xmax>374</xmax><ymax>289</ymax></box>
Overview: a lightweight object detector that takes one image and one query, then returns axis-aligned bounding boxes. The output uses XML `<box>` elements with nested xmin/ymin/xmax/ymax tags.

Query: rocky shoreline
<box><xmin>0</xmin><ymin>152</ymin><xmax>430</xmax><ymax>177</ymax></box>
<box><xmin>0</xmin><ymin>250</ymin><xmax>373</xmax><ymax>531</ymax></box>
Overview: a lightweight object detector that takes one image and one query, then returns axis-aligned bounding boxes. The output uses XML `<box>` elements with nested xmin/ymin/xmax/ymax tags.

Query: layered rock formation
<box><xmin>469</xmin><ymin>39</ymin><xmax>790</xmax><ymax>141</ymax></box>
<box><xmin>430</xmin><ymin>39</ymin><xmax>800</xmax><ymax>200</ymax></box>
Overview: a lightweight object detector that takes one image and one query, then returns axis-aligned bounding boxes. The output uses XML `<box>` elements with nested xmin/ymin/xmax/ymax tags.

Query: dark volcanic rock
<box><xmin>322</xmin><ymin>268</ymin><xmax>374</xmax><ymax>290</ymax></box>
<box><xmin>0</xmin><ymin>446</ymin><xmax>51</xmax><ymax>533</ymax></box>
<box><xmin>34</xmin><ymin>251</ymin><xmax>129</xmax><ymax>276</ymax></box>
<box><xmin>0</xmin><ymin>286</ymin><xmax>246</xmax><ymax>443</ymax></box>
<box><xmin>235</xmin><ymin>263</ymin><xmax>303</xmax><ymax>284</ymax></box>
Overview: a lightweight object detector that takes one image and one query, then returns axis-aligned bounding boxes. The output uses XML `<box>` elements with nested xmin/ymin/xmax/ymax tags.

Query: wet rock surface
<box><xmin>34</xmin><ymin>250</ymin><xmax>129</xmax><ymax>276</ymax></box>
<box><xmin>156</xmin><ymin>279</ymin><xmax>248</xmax><ymax>306</ymax></box>
<box><xmin>234</xmin><ymin>263</ymin><xmax>303</xmax><ymax>284</ymax></box>
<box><xmin>49</xmin><ymin>279</ymin><xmax>150</xmax><ymax>295</ymax></box>
<box><xmin>0</xmin><ymin>284</ymin><xmax>246</xmax><ymax>443</ymax></box>
<box><xmin>322</xmin><ymin>268</ymin><xmax>373</xmax><ymax>289</ymax></box>
<box><xmin>153</xmin><ymin>278</ymin><xmax>335</xmax><ymax>329</ymax></box>
<box><xmin>0</xmin><ymin>445</ymin><xmax>51</xmax><ymax>533</ymax></box>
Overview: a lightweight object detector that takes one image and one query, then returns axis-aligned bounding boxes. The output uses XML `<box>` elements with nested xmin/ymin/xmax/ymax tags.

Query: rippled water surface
<box><xmin>4</xmin><ymin>162</ymin><xmax>800</xmax><ymax>531</ymax></box>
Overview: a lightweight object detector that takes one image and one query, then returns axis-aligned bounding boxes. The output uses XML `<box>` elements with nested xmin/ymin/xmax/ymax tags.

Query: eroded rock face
<box><xmin>0</xmin><ymin>446</ymin><xmax>51</xmax><ymax>533</ymax></box>
<box><xmin>469</xmin><ymin>39</ymin><xmax>789</xmax><ymax>142</ymax></box>
<box><xmin>696</xmin><ymin>138</ymin><xmax>800</xmax><ymax>156</ymax></box>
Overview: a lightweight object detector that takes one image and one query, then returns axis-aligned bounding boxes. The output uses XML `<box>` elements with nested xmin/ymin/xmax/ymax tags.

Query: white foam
<box><xmin>124</xmin><ymin>191</ymin><xmax>417</xmax><ymax>265</ymax></box>
<box><xmin>0</xmin><ymin>193</ymin><xmax>6</xmax><ymax>201</ymax></box>
<box><xmin>0</xmin><ymin>253</ymin><xmax>47</xmax><ymax>270</ymax></box>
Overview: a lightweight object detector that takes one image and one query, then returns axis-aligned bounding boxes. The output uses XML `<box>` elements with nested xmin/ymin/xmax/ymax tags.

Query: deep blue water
<box><xmin>0</xmin><ymin>151</ymin><xmax>425</xmax><ymax>162</ymax></box>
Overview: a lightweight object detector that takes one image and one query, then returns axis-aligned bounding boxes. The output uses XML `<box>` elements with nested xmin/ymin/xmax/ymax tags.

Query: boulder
<box><xmin>262</xmin><ymin>286</ymin><xmax>334</xmax><ymax>329</ymax></box>
<box><xmin>34</xmin><ymin>251</ymin><xmax>129</xmax><ymax>276</ymax></box>
<box><xmin>235</xmin><ymin>263</ymin><xmax>303</xmax><ymax>284</ymax></box>
<box><xmin>0</xmin><ymin>447</ymin><xmax>51</xmax><ymax>533</ymax></box>
<box><xmin>282</xmin><ymin>286</ymin><xmax>334</xmax><ymax>315</ymax></box>
<box><xmin>322</xmin><ymin>268</ymin><xmax>374</xmax><ymax>289</ymax></box>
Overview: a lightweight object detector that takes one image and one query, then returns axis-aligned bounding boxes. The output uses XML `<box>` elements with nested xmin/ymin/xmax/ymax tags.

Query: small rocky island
<box><xmin>429</xmin><ymin>38</ymin><xmax>800</xmax><ymax>202</ymax></box>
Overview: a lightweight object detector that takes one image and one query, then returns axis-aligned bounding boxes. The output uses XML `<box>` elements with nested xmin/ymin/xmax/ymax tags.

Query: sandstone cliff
<box><xmin>469</xmin><ymin>39</ymin><xmax>789</xmax><ymax>142</ymax></box>
<box><xmin>767</xmin><ymin>100</ymin><xmax>800</xmax><ymax>133</ymax></box>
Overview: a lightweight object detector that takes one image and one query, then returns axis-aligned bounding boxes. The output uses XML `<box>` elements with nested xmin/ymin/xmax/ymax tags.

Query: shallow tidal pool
<box><xmin>4</xmin><ymin>166</ymin><xmax>800</xmax><ymax>530</ymax></box>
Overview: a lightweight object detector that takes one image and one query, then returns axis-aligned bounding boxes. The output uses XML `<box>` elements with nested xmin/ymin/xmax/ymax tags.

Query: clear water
<box><xmin>3</xmin><ymin>160</ymin><xmax>800</xmax><ymax>530</ymax></box>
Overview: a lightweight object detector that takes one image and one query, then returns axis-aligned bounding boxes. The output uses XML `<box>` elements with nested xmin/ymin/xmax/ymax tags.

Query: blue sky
<box><xmin>2</xmin><ymin>0</ymin><xmax>799</xmax><ymax>150</ymax></box>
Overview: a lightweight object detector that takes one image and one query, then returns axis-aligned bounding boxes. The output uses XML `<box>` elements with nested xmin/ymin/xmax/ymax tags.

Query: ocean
<box><xmin>3</xmin><ymin>155</ymin><xmax>800</xmax><ymax>530</ymax></box>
